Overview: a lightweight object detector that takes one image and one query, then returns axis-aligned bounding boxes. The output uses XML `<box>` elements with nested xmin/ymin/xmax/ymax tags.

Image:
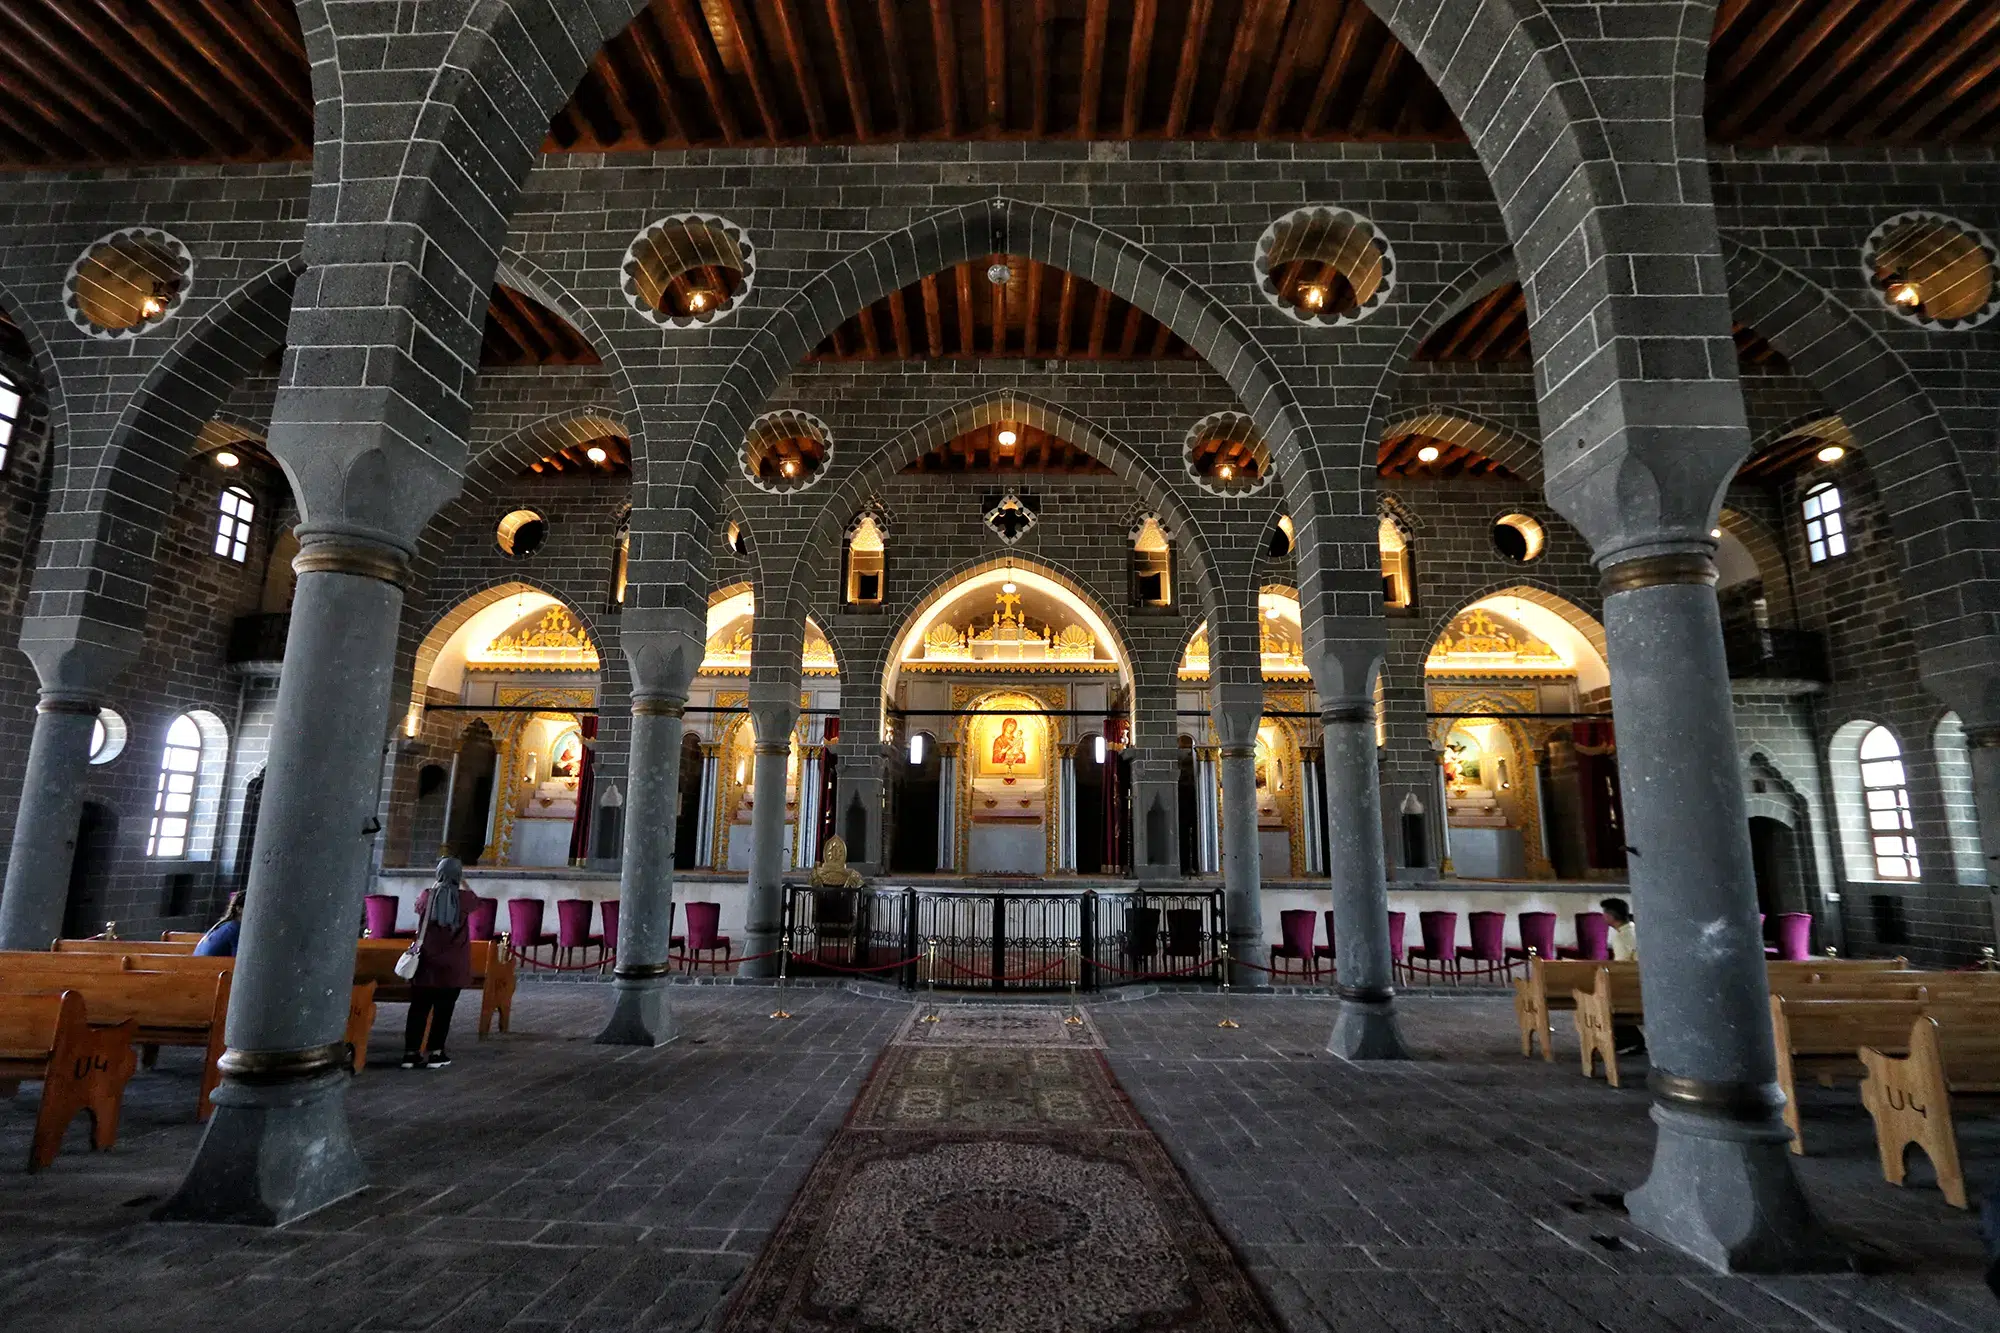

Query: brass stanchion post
<box><xmin>1217</xmin><ymin>939</ymin><xmax>1239</xmax><ymax>1028</ymax></box>
<box><xmin>920</xmin><ymin>936</ymin><xmax>941</xmax><ymax>1022</ymax></box>
<box><xmin>771</xmin><ymin>929</ymin><xmax>793</xmax><ymax>1019</ymax></box>
<box><xmin>1064</xmin><ymin>940</ymin><xmax>1084</xmax><ymax>1026</ymax></box>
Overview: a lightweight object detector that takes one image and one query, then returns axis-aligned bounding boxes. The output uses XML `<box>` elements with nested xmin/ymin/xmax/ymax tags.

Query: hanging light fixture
<box><xmin>1217</xmin><ymin>463</ymin><xmax>1234</xmax><ymax>481</ymax></box>
<box><xmin>213</xmin><ymin>450</ymin><xmax>240</xmax><ymax>469</ymax></box>
<box><xmin>687</xmin><ymin>289</ymin><xmax>712</xmax><ymax>313</ymax></box>
<box><xmin>1300</xmin><ymin>285</ymin><xmax>1327</xmax><ymax>311</ymax></box>
<box><xmin>1816</xmin><ymin>444</ymin><xmax>1846</xmax><ymax>463</ymax></box>
<box><xmin>1417</xmin><ymin>445</ymin><xmax>1441</xmax><ymax>463</ymax></box>
<box><xmin>997</xmin><ymin>427</ymin><xmax>1018</xmax><ymax>447</ymax></box>
<box><xmin>1884</xmin><ymin>275</ymin><xmax>1922</xmax><ymax>310</ymax></box>
<box><xmin>586</xmin><ymin>445</ymin><xmax>608</xmax><ymax>464</ymax></box>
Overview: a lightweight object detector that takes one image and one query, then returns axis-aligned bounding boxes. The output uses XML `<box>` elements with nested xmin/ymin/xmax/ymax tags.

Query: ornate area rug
<box><xmin>720</xmin><ymin>1005</ymin><xmax>1280</xmax><ymax>1333</ymax></box>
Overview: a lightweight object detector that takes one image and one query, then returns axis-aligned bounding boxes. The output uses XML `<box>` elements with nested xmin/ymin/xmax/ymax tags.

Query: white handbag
<box><xmin>393</xmin><ymin>890</ymin><xmax>435</xmax><ymax>980</ymax></box>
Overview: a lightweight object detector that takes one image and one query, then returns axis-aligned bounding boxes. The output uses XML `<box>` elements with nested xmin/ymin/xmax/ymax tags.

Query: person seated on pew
<box><xmin>193</xmin><ymin>893</ymin><xmax>244</xmax><ymax>957</ymax></box>
<box><xmin>1601</xmin><ymin>897</ymin><xmax>1639</xmax><ymax>962</ymax></box>
<box><xmin>404</xmin><ymin>858</ymin><xmax>478</xmax><ymax>1071</ymax></box>
<box><xmin>1600</xmin><ymin>897</ymin><xmax>1645</xmax><ymax>1056</ymax></box>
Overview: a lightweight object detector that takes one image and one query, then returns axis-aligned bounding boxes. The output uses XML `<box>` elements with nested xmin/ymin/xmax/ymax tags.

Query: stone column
<box><xmin>1300</xmin><ymin>746</ymin><xmax>1326</xmax><ymax>877</ymax></box>
<box><xmin>0</xmin><ymin>693</ymin><xmax>110</xmax><ymax>949</ymax></box>
<box><xmin>161</xmin><ymin>533</ymin><xmax>409</xmax><ymax>1225</ymax></box>
<box><xmin>1960</xmin><ymin>719</ymin><xmax>2000</xmax><ymax>945</ymax></box>
<box><xmin>1127</xmin><ymin>748</ymin><xmax>1182</xmax><ymax>883</ymax></box>
<box><xmin>742</xmin><ymin>681</ymin><xmax>799</xmax><ymax>976</ymax></box>
<box><xmin>935</xmin><ymin>742</ymin><xmax>958</xmax><ymax>871</ymax></box>
<box><xmin>1195</xmin><ymin>745</ymin><xmax>1220</xmax><ymax>874</ymax></box>
<box><xmin>1322</xmin><ymin>696</ymin><xmax>1409</xmax><ymax>1059</ymax></box>
<box><xmin>597</xmin><ymin>608</ymin><xmax>703</xmax><ymax>1047</ymax></box>
<box><xmin>832</xmin><ymin>747</ymin><xmax>887</xmax><ymax>875</ymax></box>
<box><xmin>1605</xmin><ymin>554</ymin><xmax>1829</xmax><ymax>1271</ymax></box>
<box><xmin>1211</xmin><ymin>683</ymin><xmax>1264</xmax><ymax>986</ymax></box>
<box><xmin>693</xmin><ymin>744</ymin><xmax>720</xmax><ymax>867</ymax></box>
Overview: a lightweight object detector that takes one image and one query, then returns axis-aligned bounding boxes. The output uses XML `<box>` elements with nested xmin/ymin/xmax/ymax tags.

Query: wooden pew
<box><xmin>54</xmin><ymin>937</ymin><xmax>197</xmax><ymax>956</ymax></box>
<box><xmin>1572</xmin><ymin>966</ymin><xmax>1646</xmax><ymax>1087</ymax></box>
<box><xmin>1860</xmin><ymin>1011</ymin><xmax>2000</xmax><ymax>1208</ymax></box>
<box><xmin>0</xmin><ymin>951</ymin><xmax>378</xmax><ymax>1079</ymax></box>
<box><xmin>351</xmin><ymin>938</ymin><xmax>515</xmax><ymax>1046</ymax></box>
<box><xmin>0</xmin><ymin>990</ymin><xmax>139</xmax><ymax>1168</ymax></box>
<box><xmin>162</xmin><ymin>932</ymin><xmax>205</xmax><ymax>943</ymax></box>
<box><xmin>0</xmin><ymin>966</ymin><xmax>231</xmax><ymax>1117</ymax></box>
<box><xmin>1514</xmin><ymin>958</ymin><xmax>1636</xmax><ymax>1060</ymax></box>
<box><xmin>1768</xmin><ymin>996</ymin><xmax>1936</xmax><ymax>1154</ymax></box>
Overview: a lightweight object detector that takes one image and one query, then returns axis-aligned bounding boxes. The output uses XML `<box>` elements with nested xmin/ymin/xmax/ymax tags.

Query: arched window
<box><xmin>147</xmin><ymin>711</ymin><xmax>227</xmax><ymax>859</ymax></box>
<box><xmin>1935</xmin><ymin>713</ymin><xmax>1987</xmax><ymax>886</ymax></box>
<box><xmin>1379</xmin><ymin>517</ymin><xmax>1413</xmax><ymax>610</ymax></box>
<box><xmin>1858</xmin><ymin>725</ymin><xmax>1919</xmax><ymax>880</ymax></box>
<box><xmin>215</xmin><ymin>485</ymin><xmax>255</xmax><ymax>562</ymax></box>
<box><xmin>846</xmin><ymin>512</ymin><xmax>885</xmax><ymax>606</ymax></box>
<box><xmin>0</xmin><ymin>369</ymin><xmax>19</xmax><ymax>471</ymax></box>
<box><xmin>1131</xmin><ymin>515</ymin><xmax>1172</xmax><ymax>609</ymax></box>
<box><xmin>1802</xmin><ymin>482</ymin><xmax>1847</xmax><ymax>564</ymax></box>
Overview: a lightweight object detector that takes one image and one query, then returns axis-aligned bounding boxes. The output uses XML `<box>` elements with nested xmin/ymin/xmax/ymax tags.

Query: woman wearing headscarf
<box><xmin>405</xmin><ymin>857</ymin><xmax>478</xmax><ymax>1069</ymax></box>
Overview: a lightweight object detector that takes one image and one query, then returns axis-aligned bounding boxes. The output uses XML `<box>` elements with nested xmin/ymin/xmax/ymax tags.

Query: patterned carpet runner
<box><xmin>720</xmin><ymin>1005</ymin><xmax>1281</xmax><ymax>1333</ymax></box>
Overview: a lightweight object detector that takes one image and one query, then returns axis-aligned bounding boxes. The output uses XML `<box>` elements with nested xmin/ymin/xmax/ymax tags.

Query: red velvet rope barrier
<box><xmin>796</xmin><ymin>953</ymin><xmax>925</xmax><ymax>975</ymax></box>
<box><xmin>1088</xmin><ymin>955</ymin><xmax>1223</xmax><ymax>980</ymax></box>
<box><xmin>505</xmin><ymin>946</ymin><xmax>618</xmax><ymax>973</ymax></box>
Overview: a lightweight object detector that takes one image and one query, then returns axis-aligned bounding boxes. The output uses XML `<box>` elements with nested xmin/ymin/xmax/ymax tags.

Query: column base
<box><xmin>740</xmin><ymin>930</ymin><xmax>782</xmax><ymax>979</ymax></box>
<box><xmin>1328</xmin><ymin>994</ymin><xmax>1410</xmax><ymax>1060</ymax></box>
<box><xmin>1625</xmin><ymin>1101</ymin><xmax>1844</xmax><ymax>1273</ymax></box>
<box><xmin>155</xmin><ymin>1069</ymin><xmax>364</xmax><ymax>1226</ymax></box>
<box><xmin>595</xmin><ymin>971</ymin><xmax>678</xmax><ymax>1047</ymax></box>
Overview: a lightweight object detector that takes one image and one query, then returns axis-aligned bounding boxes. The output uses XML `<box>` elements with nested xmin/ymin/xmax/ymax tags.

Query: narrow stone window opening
<box><xmin>0</xmin><ymin>370</ymin><xmax>17</xmax><ymax>471</ymax></box>
<box><xmin>215</xmin><ymin>485</ymin><xmax>254</xmax><ymax>563</ymax></box>
<box><xmin>1380</xmin><ymin>517</ymin><xmax>1413</xmax><ymax>610</ymax></box>
<box><xmin>1802</xmin><ymin>483</ymin><xmax>1846</xmax><ymax>563</ymax></box>
<box><xmin>148</xmin><ymin>712</ymin><xmax>226</xmax><ymax>859</ymax></box>
<box><xmin>846</xmin><ymin>513</ymin><xmax>885</xmax><ymax>606</ymax></box>
<box><xmin>1131</xmin><ymin>515</ymin><xmax>1172</xmax><ymax>609</ymax></box>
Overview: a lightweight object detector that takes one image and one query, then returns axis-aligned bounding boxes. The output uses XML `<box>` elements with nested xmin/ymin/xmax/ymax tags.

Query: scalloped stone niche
<box><xmin>66</xmin><ymin>228</ymin><xmax>193</xmax><ymax>338</ymax></box>
<box><xmin>1253</xmin><ymin>207</ymin><xmax>1392</xmax><ymax>326</ymax></box>
<box><xmin>623</xmin><ymin>215</ymin><xmax>754</xmax><ymax>327</ymax></box>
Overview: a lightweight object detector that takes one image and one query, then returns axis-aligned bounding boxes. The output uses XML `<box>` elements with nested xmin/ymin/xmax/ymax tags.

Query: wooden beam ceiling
<box><xmin>1377</xmin><ymin>429</ymin><xmax>1518</xmax><ymax>481</ymax></box>
<box><xmin>2</xmin><ymin>4</ymin><xmax>1994</xmax><ymax>166</ymax></box>
<box><xmin>903</xmin><ymin>420</ymin><xmax>1116</xmax><ymax>473</ymax></box>
<box><xmin>808</xmin><ymin>256</ymin><xmax>1198</xmax><ymax>361</ymax></box>
<box><xmin>1415</xmin><ymin>281</ymin><xmax>1793</xmax><ymax>374</ymax></box>
<box><xmin>480</xmin><ymin>286</ymin><xmax>601</xmax><ymax>368</ymax></box>
<box><xmin>520</xmin><ymin>434</ymin><xmax>632</xmax><ymax>478</ymax></box>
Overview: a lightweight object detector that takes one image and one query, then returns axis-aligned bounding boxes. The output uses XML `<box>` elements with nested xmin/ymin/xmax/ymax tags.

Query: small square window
<box><xmin>215</xmin><ymin>485</ymin><xmax>255</xmax><ymax>563</ymax></box>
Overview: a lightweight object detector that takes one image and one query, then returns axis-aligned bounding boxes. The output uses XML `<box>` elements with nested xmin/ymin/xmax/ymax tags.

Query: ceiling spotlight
<box><xmin>586</xmin><ymin>445</ymin><xmax>608</xmax><ymax>464</ymax></box>
<box><xmin>1265</xmin><ymin>603</ymin><xmax>1281</xmax><ymax>620</ymax></box>
<box><xmin>140</xmin><ymin>296</ymin><xmax>164</xmax><ymax>318</ymax></box>
<box><xmin>780</xmin><ymin>458</ymin><xmax>800</xmax><ymax>478</ymax></box>
<box><xmin>1417</xmin><ymin>445</ymin><xmax>1441</xmax><ymax>463</ymax></box>
<box><xmin>1002</xmin><ymin>581</ymin><xmax>1018</xmax><ymax>595</ymax></box>
<box><xmin>986</xmin><ymin>261</ymin><xmax>1012</xmax><ymax>286</ymax></box>
<box><xmin>1217</xmin><ymin>464</ymin><xmax>1235</xmax><ymax>480</ymax></box>
<box><xmin>1885</xmin><ymin>277</ymin><xmax>1922</xmax><ymax>310</ymax></box>
<box><xmin>1710</xmin><ymin>528</ymin><xmax>1722</xmax><ymax>539</ymax></box>
<box><xmin>1816</xmin><ymin>444</ymin><xmax>1846</xmax><ymax>463</ymax></box>
<box><xmin>213</xmin><ymin>450</ymin><xmax>240</xmax><ymax>469</ymax></box>
<box><xmin>686</xmin><ymin>289</ymin><xmax>711</xmax><ymax>312</ymax></box>
<box><xmin>1300</xmin><ymin>285</ymin><xmax>1327</xmax><ymax>311</ymax></box>
<box><xmin>997</xmin><ymin>428</ymin><xmax>1018</xmax><ymax>447</ymax></box>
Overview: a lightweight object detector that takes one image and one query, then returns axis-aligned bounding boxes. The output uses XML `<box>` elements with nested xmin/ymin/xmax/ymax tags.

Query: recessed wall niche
<box><xmin>1184</xmin><ymin>411</ymin><xmax>1272</xmax><ymax>497</ymax></box>
<box><xmin>1864</xmin><ymin>211</ymin><xmax>1999</xmax><ymax>329</ymax></box>
<box><xmin>1253</xmin><ymin>207</ymin><xmax>1393</xmax><ymax>326</ymax></box>
<box><xmin>741</xmin><ymin>410</ymin><xmax>832</xmax><ymax>494</ymax></box>
<box><xmin>622</xmin><ymin>214</ymin><xmax>754</xmax><ymax>327</ymax></box>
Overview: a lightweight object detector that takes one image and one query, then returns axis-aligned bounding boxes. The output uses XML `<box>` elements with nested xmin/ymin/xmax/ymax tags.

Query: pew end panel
<box><xmin>0</xmin><ymin>990</ymin><xmax>139</xmax><ymax>1169</ymax></box>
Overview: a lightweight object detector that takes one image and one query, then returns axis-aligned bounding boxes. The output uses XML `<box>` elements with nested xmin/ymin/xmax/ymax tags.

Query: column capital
<box><xmin>1210</xmin><ymin>681</ymin><xmax>1263</xmax><ymax>750</ymax></box>
<box><xmin>747</xmin><ymin>678</ymin><xmax>802</xmax><ymax>746</ymax></box>
<box><xmin>621</xmin><ymin>605</ymin><xmax>706</xmax><ymax>700</ymax></box>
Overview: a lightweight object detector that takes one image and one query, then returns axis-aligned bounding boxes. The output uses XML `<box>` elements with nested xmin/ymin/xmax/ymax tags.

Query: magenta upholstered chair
<box><xmin>467</xmin><ymin>896</ymin><xmax>499</xmax><ymax>942</ymax></box>
<box><xmin>1409</xmin><ymin>910</ymin><xmax>1459</xmax><ymax>984</ymax></box>
<box><xmin>1507</xmin><ymin>911</ymin><xmax>1558</xmax><ymax>966</ymax></box>
<box><xmin>1271</xmin><ymin>908</ymin><xmax>1318</xmax><ymax>982</ymax></box>
<box><xmin>1772</xmin><ymin>912</ymin><xmax>1812</xmax><ymax>961</ymax></box>
<box><xmin>1314</xmin><ymin>910</ymin><xmax>1337</xmax><ymax>970</ymax></box>
<box><xmin>362</xmin><ymin>893</ymin><xmax>401</xmax><ymax>940</ymax></box>
<box><xmin>556</xmin><ymin>898</ymin><xmax>596</xmax><ymax>965</ymax></box>
<box><xmin>506</xmin><ymin>898</ymin><xmax>554</xmax><ymax>963</ymax></box>
<box><xmin>1560</xmin><ymin>911</ymin><xmax>1609</xmax><ymax>960</ymax></box>
<box><xmin>683</xmin><ymin>900</ymin><xmax>731</xmax><ymax>972</ymax></box>
<box><xmin>1387</xmin><ymin>911</ymin><xmax>1407</xmax><ymax>983</ymax></box>
<box><xmin>1458</xmin><ymin>910</ymin><xmax>1509</xmax><ymax>981</ymax></box>
<box><xmin>599</xmin><ymin>899</ymin><xmax>620</xmax><ymax>963</ymax></box>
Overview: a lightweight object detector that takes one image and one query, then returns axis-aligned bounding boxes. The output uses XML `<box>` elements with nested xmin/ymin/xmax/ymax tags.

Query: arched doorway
<box><xmin>444</xmin><ymin>722</ymin><xmax>497</xmax><ymax>864</ymax></box>
<box><xmin>63</xmin><ymin>803</ymin><xmax>118</xmax><ymax>939</ymax></box>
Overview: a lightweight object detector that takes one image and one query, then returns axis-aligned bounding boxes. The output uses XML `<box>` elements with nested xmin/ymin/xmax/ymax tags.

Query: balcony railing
<box><xmin>1722</xmin><ymin>622</ymin><xmax>1828</xmax><ymax>683</ymax></box>
<box><xmin>226</xmin><ymin>612</ymin><xmax>291</xmax><ymax>666</ymax></box>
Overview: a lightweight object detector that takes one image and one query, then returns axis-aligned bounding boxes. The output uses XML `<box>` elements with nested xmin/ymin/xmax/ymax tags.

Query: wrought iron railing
<box><xmin>782</xmin><ymin>885</ymin><xmax>1226</xmax><ymax>991</ymax></box>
